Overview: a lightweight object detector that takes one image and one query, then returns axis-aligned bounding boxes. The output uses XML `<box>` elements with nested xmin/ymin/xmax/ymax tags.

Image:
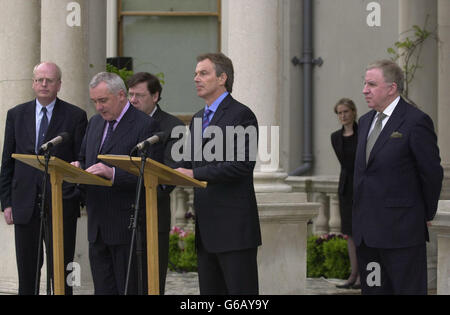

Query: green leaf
<box><xmin>387</xmin><ymin>47</ymin><xmax>396</xmax><ymax>54</ymax></box>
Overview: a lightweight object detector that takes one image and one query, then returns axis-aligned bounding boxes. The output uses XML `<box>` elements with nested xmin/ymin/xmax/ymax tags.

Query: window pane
<box><xmin>123</xmin><ymin>16</ymin><xmax>218</xmax><ymax>114</ymax></box>
<box><xmin>122</xmin><ymin>0</ymin><xmax>218</xmax><ymax>12</ymax></box>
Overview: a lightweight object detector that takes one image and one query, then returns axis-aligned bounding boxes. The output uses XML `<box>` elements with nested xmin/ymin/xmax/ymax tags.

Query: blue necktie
<box><xmin>37</xmin><ymin>107</ymin><xmax>48</xmax><ymax>152</ymax></box>
<box><xmin>99</xmin><ymin>120</ymin><xmax>116</xmax><ymax>154</ymax></box>
<box><xmin>202</xmin><ymin>109</ymin><xmax>212</xmax><ymax>134</ymax></box>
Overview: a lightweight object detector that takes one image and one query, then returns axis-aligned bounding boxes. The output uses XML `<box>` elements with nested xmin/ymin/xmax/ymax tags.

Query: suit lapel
<box><xmin>367</xmin><ymin>99</ymin><xmax>406</xmax><ymax>165</ymax></box>
<box><xmin>44</xmin><ymin>98</ymin><xmax>64</xmax><ymax>141</ymax></box>
<box><xmin>201</xmin><ymin>95</ymin><xmax>230</xmax><ymax>146</ymax></box>
<box><xmin>208</xmin><ymin>98</ymin><xmax>228</xmax><ymax>127</ymax></box>
<box><xmin>90</xmin><ymin>117</ymin><xmax>106</xmax><ymax>161</ymax></box>
<box><xmin>100</xmin><ymin>106</ymin><xmax>135</xmax><ymax>154</ymax></box>
<box><xmin>152</xmin><ymin>105</ymin><xmax>162</xmax><ymax>122</ymax></box>
<box><xmin>206</xmin><ymin>108</ymin><xmax>225</xmax><ymax>128</ymax></box>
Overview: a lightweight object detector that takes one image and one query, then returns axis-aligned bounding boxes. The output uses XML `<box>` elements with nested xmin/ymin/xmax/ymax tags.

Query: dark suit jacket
<box><xmin>79</xmin><ymin>104</ymin><xmax>162</xmax><ymax>245</ymax></box>
<box><xmin>152</xmin><ymin>105</ymin><xmax>185</xmax><ymax>233</ymax></box>
<box><xmin>331</xmin><ymin>123</ymin><xmax>358</xmax><ymax>196</ymax></box>
<box><xmin>185</xmin><ymin>94</ymin><xmax>261</xmax><ymax>253</ymax></box>
<box><xmin>331</xmin><ymin>123</ymin><xmax>358</xmax><ymax>235</ymax></box>
<box><xmin>0</xmin><ymin>98</ymin><xmax>87</xmax><ymax>224</ymax></box>
<box><xmin>352</xmin><ymin>97</ymin><xmax>443</xmax><ymax>248</ymax></box>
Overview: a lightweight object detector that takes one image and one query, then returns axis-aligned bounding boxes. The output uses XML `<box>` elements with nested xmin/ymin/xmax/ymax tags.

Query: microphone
<box><xmin>39</xmin><ymin>132</ymin><xmax>70</xmax><ymax>153</ymax></box>
<box><xmin>132</xmin><ymin>131</ymin><xmax>165</xmax><ymax>152</ymax></box>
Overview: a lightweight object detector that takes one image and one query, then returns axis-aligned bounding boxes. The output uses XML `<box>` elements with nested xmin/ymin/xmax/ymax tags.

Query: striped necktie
<box><xmin>202</xmin><ymin>108</ymin><xmax>212</xmax><ymax>133</ymax></box>
<box><xmin>366</xmin><ymin>112</ymin><xmax>387</xmax><ymax>163</ymax></box>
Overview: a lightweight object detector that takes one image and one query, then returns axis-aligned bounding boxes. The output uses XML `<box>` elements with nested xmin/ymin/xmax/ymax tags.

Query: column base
<box><xmin>254</xmin><ymin>171</ymin><xmax>293</xmax><ymax>193</ymax></box>
<box><xmin>256</xmin><ymin>192</ymin><xmax>319</xmax><ymax>294</ymax></box>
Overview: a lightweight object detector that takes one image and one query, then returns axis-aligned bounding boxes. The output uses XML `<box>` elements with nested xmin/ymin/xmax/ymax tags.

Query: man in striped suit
<box><xmin>72</xmin><ymin>72</ymin><xmax>162</xmax><ymax>294</ymax></box>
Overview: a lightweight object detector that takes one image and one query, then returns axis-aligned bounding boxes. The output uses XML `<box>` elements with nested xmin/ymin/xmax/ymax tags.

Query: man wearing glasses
<box><xmin>127</xmin><ymin>72</ymin><xmax>184</xmax><ymax>294</ymax></box>
<box><xmin>0</xmin><ymin>62</ymin><xmax>87</xmax><ymax>294</ymax></box>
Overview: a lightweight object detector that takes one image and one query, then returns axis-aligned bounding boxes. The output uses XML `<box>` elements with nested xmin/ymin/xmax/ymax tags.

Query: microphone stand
<box><xmin>35</xmin><ymin>149</ymin><xmax>54</xmax><ymax>295</ymax></box>
<box><xmin>124</xmin><ymin>147</ymin><xmax>149</xmax><ymax>295</ymax></box>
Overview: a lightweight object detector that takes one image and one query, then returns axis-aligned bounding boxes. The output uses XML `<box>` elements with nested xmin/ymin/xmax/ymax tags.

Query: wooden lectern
<box><xmin>98</xmin><ymin>155</ymin><xmax>206</xmax><ymax>295</ymax></box>
<box><xmin>12</xmin><ymin>154</ymin><xmax>112</xmax><ymax>295</ymax></box>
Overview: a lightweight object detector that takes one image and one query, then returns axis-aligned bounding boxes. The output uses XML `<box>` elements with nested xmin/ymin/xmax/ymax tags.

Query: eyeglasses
<box><xmin>128</xmin><ymin>93</ymin><xmax>150</xmax><ymax>100</ymax></box>
<box><xmin>33</xmin><ymin>78</ymin><xmax>59</xmax><ymax>85</ymax></box>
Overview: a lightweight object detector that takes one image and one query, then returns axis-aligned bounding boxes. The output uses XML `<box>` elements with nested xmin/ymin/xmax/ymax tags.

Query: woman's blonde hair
<box><xmin>334</xmin><ymin>97</ymin><xmax>357</xmax><ymax>120</ymax></box>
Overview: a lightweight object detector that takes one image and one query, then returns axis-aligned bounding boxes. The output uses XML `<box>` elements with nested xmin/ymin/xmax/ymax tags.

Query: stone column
<box><xmin>222</xmin><ymin>2</ymin><xmax>323</xmax><ymax>293</ymax></box>
<box><xmin>185</xmin><ymin>188</ymin><xmax>195</xmax><ymax>231</ymax></box>
<box><xmin>0</xmin><ymin>0</ymin><xmax>40</xmax><ymax>141</ymax></box>
<box><xmin>437</xmin><ymin>0</ymin><xmax>450</xmax><ymax>200</ymax></box>
<box><xmin>40</xmin><ymin>0</ymin><xmax>107</xmax><ymax>117</ymax></box>
<box><xmin>172</xmin><ymin>187</ymin><xmax>185</xmax><ymax>228</ymax></box>
<box><xmin>313</xmin><ymin>193</ymin><xmax>329</xmax><ymax>235</ymax></box>
<box><xmin>328</xmin><ymin>193</ymin><xmax>341</xmax><ymax>234</ymax></box>
<box><xmin>106</xmin><ymin>0</ymin><xmax>118</xmax><ymax>58</ymax></box>
<box><xmin>436</xmin><ymin>3</ymin><xmax>450</xmax><ymax>294</ymax></box>
<box><xmin>40</xmin><ymin>0</ymin><xmax>107</xmax><ymax>293</ymax></box>
<box><xmin>222</xmin><ymin>0</ymin><xmax>291</xmax><ymax>193</ymax></box>
<box><xmin>0</xmin><ymin>0</ymin><xmax>41</xmax><ymax>294</ymax></box>
<box><xmin>398</xmin><ymin>0</ymin><xmax>438</xmax><ymax>121</ymax></box>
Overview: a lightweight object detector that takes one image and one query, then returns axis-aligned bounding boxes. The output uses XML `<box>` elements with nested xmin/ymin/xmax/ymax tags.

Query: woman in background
<box><xmin>331</xmin><ymin>98</ymin><xmax>360</xmax><ymax>289</ymax></box>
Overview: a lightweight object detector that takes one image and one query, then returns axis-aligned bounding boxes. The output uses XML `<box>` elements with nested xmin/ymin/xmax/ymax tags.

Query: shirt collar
<box><xmin>36</xmin><ymin>98</ymin><xmax>56</xmax><ymax>115</ymax></box>
<box><xmin>204</xmin><ymin>92</ymin><xmax>229</xmax><ymax>114</ymax></box>
<box><xmin>115</xmin><ymin>101</ymin><xmax>130</xmax><ymax>124</ymax></box>
<box><xmin>381</xmin><ymin>96</ymin><xmax>400</xmax><ymax>118</ymax></box>
<box><xmin>149</xmin><ymin>104</ymin><xmax>158</xmax><ymax>117</ymax></box>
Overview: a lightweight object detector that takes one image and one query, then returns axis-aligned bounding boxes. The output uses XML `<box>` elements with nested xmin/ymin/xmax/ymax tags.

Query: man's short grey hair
<box><xmin>89</xmin><ymin>72</ymin><xmax>127</xmax><ymax>94</ymax></box>
<box><xmin>367</xmin><ymin>59</ymin><xmax>405</xmax><ymax>94</ymax></box>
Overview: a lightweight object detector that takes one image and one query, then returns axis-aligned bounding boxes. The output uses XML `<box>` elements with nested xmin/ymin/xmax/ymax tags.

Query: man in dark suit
<box><xmin>127</xmin><ymin>72</ymin><xmax>184</xmax><ymax>294</ymax></box>
<box><xmin>176</xmin><ymin>53</ymin><xmax>261</xmax><ymax>295</ymax></box>
<box><xmin>0</xmin><ymin>62</ymin><xmax>87</xmax><ymax>295</ymax></box>
<box><xmin>353</xmin><ymin>60</ymin><xmax>443</xmax><ymax>294</ymax></box>
<box><xmin>72</xmin><ymin>72</ymin><xmax>162</xmax><ymax>295</ymax></box>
